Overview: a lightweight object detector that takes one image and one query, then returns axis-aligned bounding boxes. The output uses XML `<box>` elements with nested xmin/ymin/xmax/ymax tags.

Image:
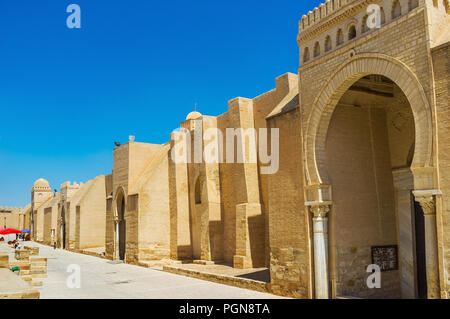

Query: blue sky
<box><xmin>0</xmin><ymin>0</ymin><xmax>322</xmax><ymax>207</ymax></box>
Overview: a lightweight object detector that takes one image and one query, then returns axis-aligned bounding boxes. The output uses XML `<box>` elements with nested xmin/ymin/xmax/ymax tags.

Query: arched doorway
<box><xmin>304</xmin><ymin>54</ymin><xmax>438</xmax><ymax>299</ymax></box>
<box><xmin>60</xmin><ymin>207</ymin><xmax>66</xmax><ymax>249</ymax></box>
<box><xmin>325</xmin><ymin>75</ymin><xmax>425</xmax><ymax>298</ymax></box>
<box><xmin>116</xmin><ymin>190</ymin><xmax>126</xmax><ymax>261</ymax></box>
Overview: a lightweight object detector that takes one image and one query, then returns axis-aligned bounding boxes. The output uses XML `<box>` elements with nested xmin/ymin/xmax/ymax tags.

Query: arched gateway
<box><xmin>303</xmin><ymin>54</ymin><xmax>440</xmax><ymax>299</ymax></box>
<box><xmin>305</xmin><ymin>54</ymin><xmax>433</xmax><ymax>187</ymax></box>
<box><xmin>114</xmin><ymin>188</ymin><xmax>127</xmax><ymax>261</ymax></box>
<box><xmin>60</xmin><ymin>207</ymin><xmax>66</xmax><ymax>249</ymax></box>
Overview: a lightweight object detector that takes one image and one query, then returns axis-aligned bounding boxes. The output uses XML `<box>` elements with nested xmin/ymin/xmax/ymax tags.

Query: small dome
<box><xmin>186</xmin><ymin>111</ymin><xmax>202</xmax><ymax>120</ymax></box>
<box><xmin>34</xmin><ymin>178</ymin><xmax>50</xmax><ymax>188</ymax></box>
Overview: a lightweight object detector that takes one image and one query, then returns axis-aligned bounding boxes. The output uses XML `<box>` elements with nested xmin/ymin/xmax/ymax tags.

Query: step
<box><xmin>162</xmin><ymin>265</ymin><xmax>270</xmax><ymax>294</ymax></box>
<box><xmin>0</xmin><ymin>269</ymin><xmax>40</xmax><ymax>299</ymax></box>
<box><xmin>30</xmin><ymin>280</ymin><xmax>43</xmax><ymax>287</ymax></box>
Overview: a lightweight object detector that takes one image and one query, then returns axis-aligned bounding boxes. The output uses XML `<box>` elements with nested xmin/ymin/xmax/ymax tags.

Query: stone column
<box><xmin>309</xmin><ymin>202</ymin><xmax>331</xmax><ymax>299</ymax></box>
<box><xmin>413</xmin><ymin>192</ymin><xmax>440</xmax><ymax>299</ymax></box>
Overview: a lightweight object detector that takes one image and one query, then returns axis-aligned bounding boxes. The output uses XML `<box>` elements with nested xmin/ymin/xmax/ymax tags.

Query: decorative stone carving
<box><xmin>310</xmin><ymin>204</ymin><xmax>330</xmax><ymax>218</ymax></box>
<box><xmin>415</xmin><ymin>196</ymin><xmax>436</xmax><ymax>216</ymax></box>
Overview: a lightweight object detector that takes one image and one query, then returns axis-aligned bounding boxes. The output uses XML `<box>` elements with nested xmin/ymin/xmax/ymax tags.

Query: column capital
<box><xmin>416</xmin><ymin>196</ymin><xmax>436</xmax><ymax>216</ymax></box>
<box><xmin>306</xmin><ymin>201</ymin><xmax>332</xmax><ymax>218</ymax></box>
<box><xmin>413</xmin><ymin>190</ymin><xmax>441</xmax><ymax>216</ymax></box>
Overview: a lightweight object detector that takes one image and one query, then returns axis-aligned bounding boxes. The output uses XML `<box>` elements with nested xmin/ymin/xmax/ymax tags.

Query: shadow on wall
<box><xmin>174</xmin><ymin>245</ymin><xmax>193</xmax><ymax>260</ymax></box>
<box><xmin>236</xmin><ymin>269</ymin><xmax>270</xmax><ymax>283</ymax></box>
<box><xmin>249</xmin><ymin>214</ymin><xmax>266</xmax><ymax>268</ymax></box>
<box><xmin>209</xmin><ymin>220</ymin><xmax>224</xmax><ymax>261</ymax></box>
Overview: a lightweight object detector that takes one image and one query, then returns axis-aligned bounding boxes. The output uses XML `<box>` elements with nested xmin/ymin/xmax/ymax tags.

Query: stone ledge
<box><xmin>24</xmin><ymin>246</ymin><xmax>39</xmax><ymax>256</ymax></box>
<box><xmin>63</xmin><ymin>247</ymin><xmax>108</xmax><ymax>260</ymax></box>
<box><xmin>0</xmin><ymin>252</ymin><xmax>9</xmax><ymax>268</ymax></box>
<box><xmin>162</xmin><ymin>265</ymin><xmax>270</xmax><ymax>294</ymax></box>
<box><xmin>15</xmin><ymin>250</ymin><xmax>30</xmax><ymax>260</ymax></box>
<box><xmin>0</xmin><ymin>269</ymin><xmax>40</xmax><ymax>299</ymax></box>
<box><xmin>78</xmin><ymin>249</ymin><xmax>107</xmax><ymax>259</ymax></box>
<box><xmin>193</xmin><ymin>260</ymin><xmax>218</xmax><ymax>265</ymax></box>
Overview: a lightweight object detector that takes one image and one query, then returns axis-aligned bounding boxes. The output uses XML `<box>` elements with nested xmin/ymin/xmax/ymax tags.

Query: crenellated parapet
<box><xmin>60</xmin><ymin>181</ymin><xmax>82</xmax><ymax>188</ymax></box>
<box><xmin>60</xmin><ymin>181</ymin><xmax>83</xmax><ymax>202</ymax></box>
<box><xmin>0</xmin><ymin>206</ymin><xmax>23</xmax><ymax>213</ymax></box>
<box><xmin>300</xmin><ymin>0</ymin><xmax>362</xmax><ymax>36</ymax></box>
<box><xmin>298</xmin><ymin>0</ymin><xmax>426</xmax><ymax>65</ymax></box>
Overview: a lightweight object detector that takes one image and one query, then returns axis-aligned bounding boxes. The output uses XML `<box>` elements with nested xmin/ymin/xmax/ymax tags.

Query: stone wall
<box><xmin>125</xmin><ymin>194</ymin><xmax>139</xmax><ymax>264</ymax></box>
<box><xmin>297</xmin><ymin>0</ymin><xmax>445</xmax><ymax>299</ymax></box>
<box><xmin>433</xmin><ymin>42</ymin><xmax>450</xmax><ymax>298</ymax></box>
<box><xmin>267</xmin><ymin>108</ymin><xmax>310</xmax><ymax>299</ymax></box>
<box><xmin>105</xmin><ymin>197</ymin><xmax>114</xmax><ymax>259</ymax></box>
<box><xmin>67</xmin><ymin>202</ymin><xmax>76</xmax><ymax>250</ymax></box>
<box><xmin>42</xmin><ymin>194</ymin><xmax>61</xmax><ymax>246</ymax></box>
<box><xmin>107</xmin><ymin>142</ymin><xmax>171</xmax><ymax>263</ymax></box>
<box><xmin>78</xmin><ymin>176</ymin><xmax>107</xmax><ymax>250</ymax></box>
<box><xmin>43</xmin><ymin>208</ymin><xmax>52</xmax><ymax>246</ymax></box>
<box><xmin>168</xmin><ymin>135</ymin><xmax>192</xmax><ymax>260</ymax></box>
<box><xmin>0</xmin><ymin>207</ymin><xmax>21</xmax><ymax>230</ymax></box>
<box><xmin>336</xmin><ymin>246</ymin><xmax>400</xmax><ymax>298</ymax></box>
<box><xmin>220</xmin><ymin>98</ymin><xmax>265</xmax><ymax>268</ymax></box>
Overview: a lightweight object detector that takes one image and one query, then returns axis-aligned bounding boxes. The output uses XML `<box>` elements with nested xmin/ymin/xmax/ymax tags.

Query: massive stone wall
<box><xmin>21</xmin><ymin>0</ymin><xmax>448</xmax><ymax>300</ymax></box>
<box><xmin>267</xmin><ymin>108</ymin><xmax>311</xmax><ymax>299</ymax></box>
<box><xmin>0</xmin><ymin>207</ymin><xmax>23</xmax><ymax>230</ymax></box>
<box><xmin>42</xmin><ymin>193</ymin><xmax>60</xmax><ymax>246</ymax></box>
<box><xmin>433</xmin><ymin>42</ymin><xmax>450</xmax><ymax>298</ymax></box>
<box><xmin>134</xmin><ymin>145</ymin><xmax>171</xmax><ymax>262</ymax></box>
<box><xmin>78</xmin><ymin>175</ymin><xmax>107</xmax><ymax>250</ymax></box>
<box><xmin>106</xmin><ymin>142</ymin><xmax>171</xmax><ymax>263</ymax></box>
<box><xmin>295</xmin><ymin>0</ymin><xmax>445</xmax><ymax>299</ymax></box>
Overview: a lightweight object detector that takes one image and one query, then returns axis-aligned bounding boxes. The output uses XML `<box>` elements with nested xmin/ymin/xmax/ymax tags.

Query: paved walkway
<box><xmin>1</xmin><ymin>243</ymin><xmax>282</xmax><ymax>299</ymax></box>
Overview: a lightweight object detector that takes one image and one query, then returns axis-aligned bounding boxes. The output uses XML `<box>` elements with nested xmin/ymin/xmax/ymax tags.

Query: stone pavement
<box><xmin>0</xmin><ymin>243</ymin><xmax>284</xmax><ymax>299</ymax></box>
<box><xmin>0</xmin><ymin>268</ymin><xmax>40</xmax><ymax>299</ymax></box>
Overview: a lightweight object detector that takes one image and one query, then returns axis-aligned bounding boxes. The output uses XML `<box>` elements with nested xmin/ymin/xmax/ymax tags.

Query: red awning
<box><xmin>0</xmin><ymin>228</ymin><xmax>22</xmax><ymax>235</ymax></box>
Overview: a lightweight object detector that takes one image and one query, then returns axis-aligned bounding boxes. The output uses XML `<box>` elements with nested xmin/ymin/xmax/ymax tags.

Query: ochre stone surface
<box><xmin>0</xmin><ymin>269</ymin><xmax>40</xmax><ymax>299</ymax></box>
<box><xmin>19</xmin><ymin>0</ymin><xmax>449</xmax><ymax>299</ymax></box>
